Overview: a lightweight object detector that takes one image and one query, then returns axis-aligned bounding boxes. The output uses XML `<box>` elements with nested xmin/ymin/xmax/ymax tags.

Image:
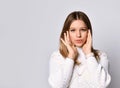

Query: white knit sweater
<box><xmin>48</xmin><ymin>48</ymin><xmax>111</xmax><ymax>88</ymax></box>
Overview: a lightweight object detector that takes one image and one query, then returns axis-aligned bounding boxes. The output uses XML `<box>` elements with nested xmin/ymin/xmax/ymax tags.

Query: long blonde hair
<box><xmin>59</xmin><ymin>11</ymin><xmax>100</xmax><ymax>64</ymax></box>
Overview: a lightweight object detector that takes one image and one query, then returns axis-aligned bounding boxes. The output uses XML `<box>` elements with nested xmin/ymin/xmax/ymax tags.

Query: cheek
<box><xmin>69</xmin><ymin>33</ymin><xmax>75</xmax><ymax>42</ymax></box>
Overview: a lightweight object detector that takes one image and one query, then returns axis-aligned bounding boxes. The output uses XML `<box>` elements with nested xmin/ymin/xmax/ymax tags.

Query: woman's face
<box><xmin>69</xmin><ymin>20</ymin><xmax>88</xmax><ymax>47</ymax></box>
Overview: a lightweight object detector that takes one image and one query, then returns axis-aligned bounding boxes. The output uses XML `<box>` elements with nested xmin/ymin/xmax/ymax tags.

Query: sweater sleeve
<box><xmin>48</xmin><ymin>51</ymin><xmax>74</xmax><ymax>88</ymax></box>
<box><xmin>86</xmin><ymin>52</ymin><xmax>111</xmax><ymax>88</ymax></box>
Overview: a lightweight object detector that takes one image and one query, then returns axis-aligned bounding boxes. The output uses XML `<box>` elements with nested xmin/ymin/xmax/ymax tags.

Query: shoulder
<box><xmin>96</xmin><ymin>50</ymin><xmax>109</xmax><ymax>63</ymax></box>
<box><xmin>96</xmin><ymin>50</ymin><xmax>110</xmax><ymax>71</ymax></box>
<box><xmin>50</xmin><ymin>50</ymin><xmax>65</xmax><ymax>62</ymax></box>
<box><xmin>51</xmin><ymin>50</ymin><xmax>63</xmax><ymax>58</ymax></box>
<box><xmin>97</xmin><ymin>50</ymin><xmax>107</xmax><ymax>58</ymax></box>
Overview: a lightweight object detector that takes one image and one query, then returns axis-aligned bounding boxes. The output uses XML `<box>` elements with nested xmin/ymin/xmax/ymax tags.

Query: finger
<box><xmin>60</xmin><ymin>38</ymin><xmax>67</xmax><ymax>46</ymax></box>
<box><xmin>66</xmin><ymin>31</ymin><xmax>69</xmax><ymax>41</ymax></box>
<box><xmin>88</xmin><ymin>30</ymin><xmax>91</xmax><ymax>39</ymax></box>
<box><xmin>87</xmin><ymin>30</ymin><xmax>91</xmax><ymax>42</ymax></box>
<box><xmin>64</xmin><ymin>33</ymin><xmax>67</xmax><ymax>43</ymax></box>
<box><xmin>67</xmin><ymin>31</ymin><xmax>72</xmax><ymax>45</ymax></box>
<box><xmin>89</xmin><ymin>30</ymin><xmax>92</xmax><ymax>42</ymax></box>
<box><xmin>87</xmin><ymin>30</ymin><xmax>92</xmax><ymax>45</ymax></box>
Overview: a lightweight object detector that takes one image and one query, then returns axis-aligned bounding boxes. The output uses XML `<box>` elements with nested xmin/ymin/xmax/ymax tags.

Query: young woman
<box><xmin>48</xmin><ymin>11</ymin><xmax>111</xmax><ymax>88</ymax></box>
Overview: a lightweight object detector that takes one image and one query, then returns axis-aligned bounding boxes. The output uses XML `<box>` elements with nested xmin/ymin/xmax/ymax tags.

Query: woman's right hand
<box><xmin>61</xmin><ymin>31</ymin><xmax>78</xmax><ymax>60</ymax></box>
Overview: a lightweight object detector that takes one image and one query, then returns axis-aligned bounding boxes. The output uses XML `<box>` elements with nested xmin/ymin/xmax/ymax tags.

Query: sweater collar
<box><xmin>76</xmin><ymin>47</ymin><xmax>82</xmax><ymax>54</ymax></box>
<box><xmin>76</xmin><ymin>47</ymin><xmax>86</xmax><ymax>63</ymax></box>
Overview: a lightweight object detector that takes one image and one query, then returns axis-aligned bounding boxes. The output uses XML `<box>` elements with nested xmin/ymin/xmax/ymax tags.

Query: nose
<box><xmin>76</xmin><ymin>30</ymin><xmax>81</xmax><ymax>37</ymax></box>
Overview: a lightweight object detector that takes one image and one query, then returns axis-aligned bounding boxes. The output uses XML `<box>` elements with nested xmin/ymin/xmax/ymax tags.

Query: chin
<box><xmin>75</xmin><ymin>44</ymin><xmax>83</xmax><ymax>47</ymax></box>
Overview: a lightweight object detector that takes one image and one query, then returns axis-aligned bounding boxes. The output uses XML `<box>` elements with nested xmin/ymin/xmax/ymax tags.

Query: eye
<box><xmin>70</xmin><ymin>29</ymin><xmax>75</xmax><ymax>32</ymax></box>
<box><xmin>81</xmin><ymin>28</ymin><xmax>87</xmax><ymax>31</ymax></box>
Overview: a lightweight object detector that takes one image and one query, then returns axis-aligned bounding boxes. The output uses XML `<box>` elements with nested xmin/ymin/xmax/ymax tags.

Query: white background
<box><xmin>0</xmin><ymin>0</ymin><xmax>120</xmax><ymax>88</ymax></box>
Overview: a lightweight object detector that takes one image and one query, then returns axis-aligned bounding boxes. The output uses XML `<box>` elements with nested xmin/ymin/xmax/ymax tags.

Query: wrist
<box><xmin>68</xmin><ymin>54</ymin><xmax>75</xmax><ymax>60</ymax></box>
<box><xmin>68</xmin><ymin>55</ymin><xmax>74</xmax><ymax>60</ymax></box>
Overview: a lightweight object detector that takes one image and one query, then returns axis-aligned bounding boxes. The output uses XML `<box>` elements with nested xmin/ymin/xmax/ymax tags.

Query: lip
<box><xmin>75</xmin><ymin>39</ymin><xmax>82</xmax><ymax>43</ymax></box>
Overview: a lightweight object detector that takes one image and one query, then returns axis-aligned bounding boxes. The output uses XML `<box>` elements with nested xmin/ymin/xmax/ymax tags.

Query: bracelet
<box><xmin>86</xmin><ymin>52</ymin><xmax>94</xmax><ymax>58</ymax></box>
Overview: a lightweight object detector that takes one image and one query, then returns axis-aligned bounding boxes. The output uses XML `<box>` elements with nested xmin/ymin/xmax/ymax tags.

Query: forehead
<box><xmin>70</xmin><ymin>20</ymin><xmax>87</xmax><ymax>28</ymax></box>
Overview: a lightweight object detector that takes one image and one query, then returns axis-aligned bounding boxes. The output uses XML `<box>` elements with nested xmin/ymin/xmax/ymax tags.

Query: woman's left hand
<box><xmin>82</xmin><ymin>30</ymin><xmax>92</xmax><ymax>55</ymax></box>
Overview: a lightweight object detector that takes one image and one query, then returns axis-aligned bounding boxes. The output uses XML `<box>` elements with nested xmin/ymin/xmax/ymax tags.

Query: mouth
<box><xmin>75</xmin><ymin>39</ymin><xmax>83</xmax><ymax>43</ymax></box>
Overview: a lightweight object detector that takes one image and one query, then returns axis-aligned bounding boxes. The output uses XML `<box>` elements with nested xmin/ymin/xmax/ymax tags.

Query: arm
<box><xmin>86</xmin><ymin>52</ymin><xmax>111</xmax><ymax>88</ymax></box>
<box><xmin>99</xmin><ymin>52</ymin><xmax>111</xmax><ymax>87</ymax></box>
<box><xmin>82</xmin><ymin>30</ymin><xmax>111</xmax><ymax>87</ymax></box>
<box><xmin>48</xmin><ymin>51</ymin><xmax>74</xmax><ymax>88</ymax></box>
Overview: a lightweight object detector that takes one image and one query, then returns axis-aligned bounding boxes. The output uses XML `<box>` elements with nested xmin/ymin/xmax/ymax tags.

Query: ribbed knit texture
<box><xmin>48</xmin><ymin>48</ymin><xmax>111</xmax><ymax>88</ymax></box>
